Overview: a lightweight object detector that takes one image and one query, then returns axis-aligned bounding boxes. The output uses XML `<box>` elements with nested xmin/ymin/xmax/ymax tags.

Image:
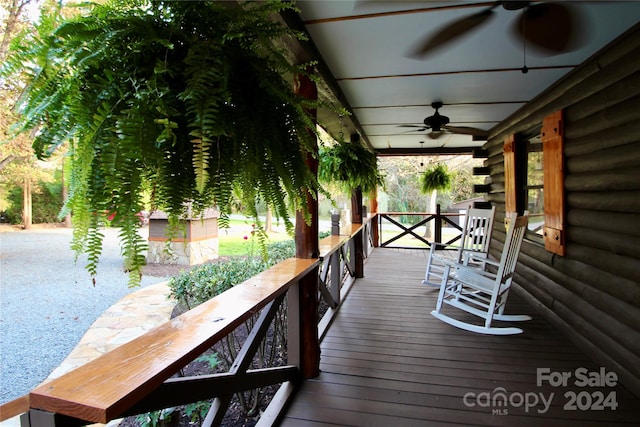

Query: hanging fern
<box><xmin>3</xmin><ymin>0</ymin><xmax>329</xmax><ymax>286</ymax></box>
<box><xmin>420</xmin><ymin>163</ymin><xmax>452</xmax><ymax>194</ymax></box>
<box><xmin>318</xmin><ymin>139</ymin><xmax>383</xmax><ymax>194</ymax></box>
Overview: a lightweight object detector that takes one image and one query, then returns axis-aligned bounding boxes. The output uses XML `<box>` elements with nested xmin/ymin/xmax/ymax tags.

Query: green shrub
<box><xmin>168</xmin><ymin>239</ymin><xmax>295</xmax><ymax>309</ymax></box>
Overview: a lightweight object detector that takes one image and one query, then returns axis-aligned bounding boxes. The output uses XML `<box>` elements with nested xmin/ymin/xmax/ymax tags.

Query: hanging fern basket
<box><xmin>318</xmin><ymin>140</ymin><xmax>382</xmax><ymax>194</ymax></box>
<box><xmin>5</xmin><ymin>0</ymin><xmax>327</xmax><ymax>286</ymax></box>
<box><xmin>420</xmin><ymin>163</ymin><xmax>452</xmax><ymax>194</ymax></box>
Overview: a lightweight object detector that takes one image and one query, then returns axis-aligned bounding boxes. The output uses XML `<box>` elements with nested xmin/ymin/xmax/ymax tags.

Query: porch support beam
<box><xmin>293</xmin><ymin>68</ymin><xmax>321</xmax><ymax>379</ymax></box>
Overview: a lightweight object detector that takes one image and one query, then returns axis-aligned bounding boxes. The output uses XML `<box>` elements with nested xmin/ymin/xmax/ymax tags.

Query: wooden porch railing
<box><xmin>378</xmin><ymin>206</ymin><xmax>464</xmax><ymax>250</ymax></box>
<box><xmin>1</xmin><ymin>216</ymin><xmax>376</xmax><ymax>427</ymax></box>
<box><xmin>316</xmin><ymin>220</ymin><xmax>374</xmax><ymax>341</ymax></box>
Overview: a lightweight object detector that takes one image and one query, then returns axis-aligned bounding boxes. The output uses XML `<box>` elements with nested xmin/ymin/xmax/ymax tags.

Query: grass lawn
<box><xmin>218</xmin><ymin>219</ymin><xmax>292</xmax><ymax>256</ymax></box>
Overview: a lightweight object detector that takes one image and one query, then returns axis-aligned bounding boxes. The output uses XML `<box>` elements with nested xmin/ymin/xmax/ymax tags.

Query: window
<box><xmin>504</xmin><ymin>110</ymin><xmax>565</xmax><ymax>256</ymax></box>
<box><xmin>525</xmin><ymin>133</ymin><xmax>544</xmax><ymax>240</ymax></box>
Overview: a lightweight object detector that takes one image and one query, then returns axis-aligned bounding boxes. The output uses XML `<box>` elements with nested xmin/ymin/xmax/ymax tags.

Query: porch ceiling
<box><xmin>287</xmin><ymin>1</ymin><xmax>640</xmax><ymax>155</ymax></box>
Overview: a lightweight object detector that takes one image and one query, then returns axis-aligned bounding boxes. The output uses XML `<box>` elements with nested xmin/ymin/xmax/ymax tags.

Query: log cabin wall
<box><xmin>483</xmin><ymin>23</ymin><xmax>640</xmax><ymax>397</ymax></box>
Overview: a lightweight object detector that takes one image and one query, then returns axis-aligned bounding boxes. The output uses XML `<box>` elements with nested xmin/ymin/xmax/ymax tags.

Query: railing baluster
<box><xmin>378</xmin><ymin>210</ymin><xmax>464</xmax><ymax>250</ymax></box>
<box><xmin>206</xmin><ymin>294</ymin><xmax>287</xmax><ymax>425</ymax></box>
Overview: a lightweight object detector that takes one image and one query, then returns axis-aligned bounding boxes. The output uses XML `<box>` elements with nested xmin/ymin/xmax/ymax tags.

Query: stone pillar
<box><xmin>147</xmin><ymin>208</ymin><xmax>219</xmax><ymax>266</ymax></box>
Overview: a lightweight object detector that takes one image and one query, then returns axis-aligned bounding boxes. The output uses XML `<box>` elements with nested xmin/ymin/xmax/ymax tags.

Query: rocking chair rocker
<box><xmin>431</xmin><ymin>211</ymin><xmax>530</xmax><ymax>335</ymax></box>
<box><xmin>422</xmin><ymin>206</ymin><xmax>496</xmax><ymax>287</ymax></box>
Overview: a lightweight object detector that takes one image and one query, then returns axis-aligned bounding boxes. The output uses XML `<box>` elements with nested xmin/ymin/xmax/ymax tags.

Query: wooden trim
<box><xmin>0</xmin><ymin>395</ymin><xmax>29</xmax><ymax>422</ymax></box>
<box><xmin>473</xmin><ymin>184</ymin><xmax>491</xmax><ymax>193</ymax></box>
<box><xmin>376</xmin><ymin>147</ymin><xmax>474</xmax><ymax>156</ymax></box>
<box><xmin>472</xmin><ymin>148</ymin><xmax>489</xmax><ymax>158</ymax></box>
<box><xmin>319</xmin><ymin>235</ymin><xmax>349</xmax><ymax>259</ymax></box>
<box><xmin>473</xmin><ymin>166</ymin><xmax>491</xmax><ymax>175</ymax></box>
<box><xmin>542</xmin><ymin>110</ymin><xmax>566</xmax><ymax>256</ymax></box>
<box><xmin>302</xmin><ymin>2</ymin><xmax>494</xmax><ymax>25</ymax></box>
<box><xmin>123</xmin><ymin>367</ymin><xmax>298</xmax><ymax>416</ymax></box>
<box><xmin>503</xmin><ymin>135</ymin><xmax>517</xmax><ymax>213</ymax></box>
<box><xmin>336</xmin><ymin>66</ymin><xmax>574</xmax><ymax>82</ymax></box>
<box><xmin>254</xmin><ymin>381</ymin><xmax>298</xmax><ymax>427</ymax></box>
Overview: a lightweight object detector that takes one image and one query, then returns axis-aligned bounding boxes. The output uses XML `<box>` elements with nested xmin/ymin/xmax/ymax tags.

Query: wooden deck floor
<box><xmin>278</xmin><ymin>249</ymin><xmax>640</xmax><ymax>426</ymax></box>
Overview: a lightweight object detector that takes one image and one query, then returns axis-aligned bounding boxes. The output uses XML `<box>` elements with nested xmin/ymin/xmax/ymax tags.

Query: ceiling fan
<box><xmin>409</xmin><ymin>1</ymin><xmax>585</xmax><ymax>58</ymax></box>
<box><xmin>399</xmin><ymin>102</ymin><xmax>488</xmax><ymax>140</ymax></box>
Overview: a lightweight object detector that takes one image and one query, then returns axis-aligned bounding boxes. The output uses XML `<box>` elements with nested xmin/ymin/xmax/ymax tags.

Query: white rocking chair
<box><xmin>422</xmin><ymin>206</ymin><xmax>496</xmax><ymax>287</ymax></box>
<box><xmin>431</xmin><ymin>211</ymin><xmax>531</xmax><ymax>335</ymax></box>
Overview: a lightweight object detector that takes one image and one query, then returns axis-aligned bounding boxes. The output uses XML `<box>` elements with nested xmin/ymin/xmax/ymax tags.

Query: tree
<box><xmin>0</xmin><ymin>0</ymin><xmax>30</xmax><ymax>60</ymax></box>
<box><xmin>3</xmin><ymin>0</ymin><xmax>331</xmax><ymax>285</ymax></box>
<box><xmin>0</xmin><ymin>0</ymin><xmax>51</xmax><ymax>229</ymax></box>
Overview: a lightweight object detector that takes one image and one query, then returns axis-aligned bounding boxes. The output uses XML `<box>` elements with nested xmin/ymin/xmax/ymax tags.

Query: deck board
<box><xmin>279</xmin><ymin>249</ymin><xmax>640</xmax><ymax>426</ymax></box>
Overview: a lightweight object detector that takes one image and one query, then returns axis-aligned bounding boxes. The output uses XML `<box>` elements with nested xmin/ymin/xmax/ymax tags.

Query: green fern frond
<box><xmin>319</xmin><ymin>140</ymin><xmax>383</xmax><ymax>194</ymax></box>
<box><xmin>420</xmin><ymin>163</ymin><xmax>452</xmax><ymax>194</ymax></box>
<box><xmin>5</xmin><ymin>0</ymin><xmax>339</xmax><ymax>286</ymax></box>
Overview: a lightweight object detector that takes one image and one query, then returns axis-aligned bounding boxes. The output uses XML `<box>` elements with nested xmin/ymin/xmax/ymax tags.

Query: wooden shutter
<box><xmin>542</xmin><ymin>110</ymin><xmax>566</xmax><ymax>256</ymax></box>
<box><xmin>504</xmin><ymin>135</ymin><xmax>517</xmax><ymax>213</ymax></box>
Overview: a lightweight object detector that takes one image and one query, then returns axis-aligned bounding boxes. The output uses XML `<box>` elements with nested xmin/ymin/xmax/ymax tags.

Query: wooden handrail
<box><xmin>340</xmin><ymin>222</ymin><xmax>365</xmax><ymax>237</ymax></box>
<box><xmin>318</xmin><ymin>234</ymin><xmax>349</xmax><ymax>259</ymax></box>
<box><xmin>26</xmin><ymin>257</ymin><xmax>318</xmax><ymax>424</ymax></box>
<box><xmin>0</xmin><ymin>395</ymin><xmax>30</xmax><ymax>422</ymax></box>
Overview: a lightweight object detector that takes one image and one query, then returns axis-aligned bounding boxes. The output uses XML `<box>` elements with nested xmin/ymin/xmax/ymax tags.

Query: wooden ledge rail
<box><xmin>26</xmin><ymin>257</ymin><xmax>318</xmax><ymax>425</ymax></box>
<box><xmin>318</xmin><ymin>234</ymin><xmax>349</xmax><ymax>260</ymax></box>
<box><xmin>0</xmin><ymin>395</ymin><xmax>30</xmax><ymax>422</ymax></box>
<box><xmin>341</xmin><ymin>223</ymin><xmax>363</xmax><ymax>237</ymax></box>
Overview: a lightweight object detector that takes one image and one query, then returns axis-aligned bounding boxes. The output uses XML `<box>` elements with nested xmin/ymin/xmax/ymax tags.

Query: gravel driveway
<box><xmin>0</xmin><ymin>225</ymin><xmax>173</xmax><ymax>404</ymax></box>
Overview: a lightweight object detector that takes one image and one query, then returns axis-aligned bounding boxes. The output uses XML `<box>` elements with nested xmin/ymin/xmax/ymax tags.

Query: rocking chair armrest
<box><xmin>437</xmin><ymin>255</ymin><xmax>465</xmax><ymax>269</ymax></box>
<box><xmin>464</xmin><ymin>253</ymin><xmax>499</xmax><ymax>269</ymax></box>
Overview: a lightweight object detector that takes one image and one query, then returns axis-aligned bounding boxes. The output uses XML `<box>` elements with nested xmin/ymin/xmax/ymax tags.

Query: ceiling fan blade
<box><xmin>400</xmin><ymin>127</ymin><xmax>428</xmax><ymax>134</ymax></box>
<box><xmin>444</xmin><ymin>125</ymin><xmax>489</xmax><ymax>137</ymax></box>
<box><xmin>398</xmin><ymin>124</ymin><xmax>425</xmax><ymax>128</ymax></box>
<box><xmin>514</xmin><ymin>2</ymin><xmax>586</xmax><ymax>54</ymax></box>
<box><xmin>408</xmin><ymin>6</ymin><xmax>496</xmax><ymax>58</ymax></box>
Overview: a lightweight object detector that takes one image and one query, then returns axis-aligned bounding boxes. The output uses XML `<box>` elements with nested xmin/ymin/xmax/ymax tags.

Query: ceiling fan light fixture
<box><xmin>502</xmin><ymin>1</ymin><xmax>530</xmax><ymax>11</ymax></box>
<box><xmin>424</xmin><ymin>101</ymin><xmax>450</xmax><ymax>131</ymax></box>
<box><xmin>428</xmin><ymin>130</ymin><xmax>444</xmax><ymax>140</ymax></box>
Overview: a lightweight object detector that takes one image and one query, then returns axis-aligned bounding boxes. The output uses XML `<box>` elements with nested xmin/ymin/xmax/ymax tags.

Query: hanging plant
<box><xmin>420</xmin><ymin>163</ymin><xmax>452</xmax><ymax>194</ymax></box>
<box><xmin>318</xmin><ymin>139</ymin><xmax>383</xmax><ymax>194</ymax></box>
<box><xmin>3</xmin><ymin>0</ymin><xmax>328</xmax><ymax>286</ymax></box>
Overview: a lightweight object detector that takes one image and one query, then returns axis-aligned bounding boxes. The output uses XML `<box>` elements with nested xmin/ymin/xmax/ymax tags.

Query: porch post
<box><xmin>350</xmin><ymin>187</ymin><xmax>365</xmax><ymax>278</ymax></box>
<box><xmin>349</xmin><ymin>133</ymin><xmax>365</xmax><ymax>278</ymax></box>
<box><xmin>369</xmin><ymin>188</ymin><xmax>379</xmax><ymax>247</ymax></box>
<box><xmin>435</xmin><ymin>203</ymin><xmax>442</xmax><ymax>246</ymax></box>
<box><xmin>293</xmin><ymin>67</ymin><xmax>320</xmax><ymax>379</ymax></box>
